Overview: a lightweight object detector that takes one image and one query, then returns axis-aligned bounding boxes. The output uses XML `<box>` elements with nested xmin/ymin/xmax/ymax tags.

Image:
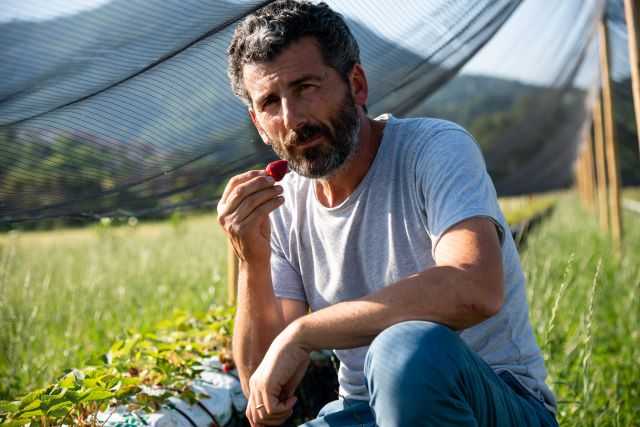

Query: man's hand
<box><xmin>217</xmin><ymin>170</ymin><xmax>284</xmax><ymax>264</ymax></box>
<box><xmin>245</xmin><ymin>325</ymin><xmax>310</xmax><ymax>426</ymax></box>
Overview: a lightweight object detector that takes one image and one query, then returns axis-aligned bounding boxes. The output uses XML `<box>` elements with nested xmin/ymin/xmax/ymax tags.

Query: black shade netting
<box><xmin>0</xmin><ymin>0</ymin><xmax>520</xmax><ymax>225</ymax></box>
<box><xmin>404</xmin><ymin>0</ymin><xmax>637</xmax><ymax>195</ymax></box>
<box><xmin>1</xmin><ymin>0</ymin><xmax>638</xmax><ymax>226</ymax></box>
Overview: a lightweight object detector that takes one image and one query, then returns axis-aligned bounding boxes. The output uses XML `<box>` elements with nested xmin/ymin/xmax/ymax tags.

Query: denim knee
<box><xmin>365</xmin><ymin>320</ymin><xmax>464</xmax><ymax>380</ymax></box>
<box><xmin>364</xmin><ymin>320</ymin><xmax>469</xmax><ymax>417</ymax></box>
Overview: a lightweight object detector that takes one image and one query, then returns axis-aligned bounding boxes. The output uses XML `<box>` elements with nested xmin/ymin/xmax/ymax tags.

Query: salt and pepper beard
<box><xmin>267</xmin><ymin>88</ymin><xmax>362</xmax><ymax>179</ymax></box>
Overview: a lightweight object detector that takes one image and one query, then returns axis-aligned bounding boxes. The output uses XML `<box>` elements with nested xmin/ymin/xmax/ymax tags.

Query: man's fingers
<box><xmin>221</xmin><ymin>173</ymin><xmax>272</xmax><ymax>209</ymax></box>
<box><xmin>252</xmin><ymin>194</ymin><xmax>286</xmax><ymax>221</ymax></box>
<box><xmin>247</xmin><ymin>393</ymin><xmax>268</xmax><ymax>427</ymax></box>
<box><xmin>223</xmin><ymin>196</ymin><xmax>284</xmax><ymax>244</ymax></box>
<box><xmin>246</xmin><ymin>393</ymin><xmax>256</xmax><ymax>427</ymax></box>
<box><xmin>233</xmin><ymin>185</ymin><xmax>284</xmax><ymax>224</ymax></box>
<box><xmin>218</xmin><ymin>175</ymin><xmax>277</xmax><ymax>224</ymax></box>
<box><xmin>283</xmin><ymin>395</ymin><xmax>298</xmax><ymax>411</ymax></box>
<box><xmin>220</xmin><ymin>170</ymin><xmax>263</xmax><ymax>205</ymax></box>
<box><xmin>261</xmin><ymin>388</ymin><xmax>297</xmax><ymax>420</ymax></box>
<box><xmin>256</xmin><ymin>406</ymin><xmax>295</xmax><ymax>426</ymax></box>
<box><xmin>261</xmin><ymin>388</ymin><xmax>277</xmax><ymax>415</ymax></box>
<box><xmin>237</xmin><ymin>195</ymin><xmax>285</xmax><ymax>230</ymax></box>
<box><xmin>260</xmin><ymin>404</ymin><xmax>295</xmax><ymax>425</ymax></box>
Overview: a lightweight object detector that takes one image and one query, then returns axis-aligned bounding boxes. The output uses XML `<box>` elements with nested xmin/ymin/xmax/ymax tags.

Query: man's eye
<box><xmin>262</xmin><ymin>96</ymin><xmax>278</xmax><ymax>110</ymax></box>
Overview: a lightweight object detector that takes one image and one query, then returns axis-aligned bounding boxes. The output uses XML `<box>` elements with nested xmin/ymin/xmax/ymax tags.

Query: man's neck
<box><xmin>315</xmin><ymin>112</ymin><xmax>386</xmax><ymax>208</ymax></box>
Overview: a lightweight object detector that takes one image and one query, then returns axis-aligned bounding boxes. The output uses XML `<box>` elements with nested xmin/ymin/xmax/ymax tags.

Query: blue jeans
<box><xmin>300</xmin><ymin>321</ymin><xmax>558</xmax><ymax>427</ymax></box>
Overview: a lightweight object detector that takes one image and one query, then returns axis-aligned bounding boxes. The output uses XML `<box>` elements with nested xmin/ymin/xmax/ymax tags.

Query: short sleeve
<box><xmin>270</xmin><ymin>223</ymin><xmax>307</xmax><ymax>302</ymax></box>
<box><xmin>416</xmin><ymin>128</ymin><xmax>504</xmax><ymax>256</ymax></box>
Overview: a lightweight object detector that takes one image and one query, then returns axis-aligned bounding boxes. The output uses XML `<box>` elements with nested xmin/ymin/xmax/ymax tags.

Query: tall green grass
<box><xmin>523</xmin><ymin>195</ymin><xmax>640</xmax><ymax>425</ymax></box>
<box><xmin>1</xmin><ymin>195</ymin><xmax>639</xmax><ymax>425</ymax></box>
<box><xmin>0</xmin><ymin>214</ymin><xmax>228</xmax><ymax>399</ymax></box>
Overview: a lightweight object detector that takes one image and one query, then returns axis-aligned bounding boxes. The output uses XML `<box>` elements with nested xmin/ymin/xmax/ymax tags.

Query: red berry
<box><xmin>265</xmin><ymin>160</ymin><xmax>289</xmax><ymax>182</ymax></box>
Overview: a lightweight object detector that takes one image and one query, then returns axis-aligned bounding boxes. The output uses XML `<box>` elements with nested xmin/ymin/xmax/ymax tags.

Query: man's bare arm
<box><xmin>283</xmin><ymin>217</ymin><xmax>504</xmax><ymax>351</ymax></box>
<box><xmin>233</xmin><ymin>267</ymin><xmax>307</xmax><ymax>395</ymax></box>
<box><xmin>217</xmin><ymin>169</ymin><xmax>308</xmax><ymax>395</ymax></box>
<box><xmin>232</xmin><ymin>262</ymin><xmax>283</xmax><ymax>396</ymax></box>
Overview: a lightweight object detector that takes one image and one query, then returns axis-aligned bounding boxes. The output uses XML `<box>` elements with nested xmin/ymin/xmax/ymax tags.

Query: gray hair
<box><xmin>227</xmin><ymin>0</ymin><xmax>361</xmax><ymax>106</ymax></box>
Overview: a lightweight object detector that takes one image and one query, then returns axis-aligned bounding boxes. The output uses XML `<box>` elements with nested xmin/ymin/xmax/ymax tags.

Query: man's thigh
<box><xmin>363</xmin><ymin>320</ymin><xmax>557</xmax><ymax>427</ymax></box>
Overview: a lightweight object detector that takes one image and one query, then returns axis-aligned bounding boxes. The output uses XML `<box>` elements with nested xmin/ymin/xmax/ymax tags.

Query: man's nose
<box><xmin>281</xmin><ymin>97</ymin><xmax>306</xmax><ymax>131</ymax></box>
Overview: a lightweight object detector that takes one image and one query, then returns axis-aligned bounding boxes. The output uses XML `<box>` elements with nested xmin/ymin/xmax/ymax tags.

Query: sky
<box><xmin>0</xmin><ymin>0</ymin><xmax>111</xmax><ymax>22</ymax></box>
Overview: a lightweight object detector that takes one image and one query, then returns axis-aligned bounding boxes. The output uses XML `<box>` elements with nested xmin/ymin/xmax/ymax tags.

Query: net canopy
<box><xmin>0</xmin><ymin>0</ymin><xmax>638</xmax><ymax>226</ymax></box>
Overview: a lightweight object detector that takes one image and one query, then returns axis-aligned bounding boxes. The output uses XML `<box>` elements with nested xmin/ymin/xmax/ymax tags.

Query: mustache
<box><xmin>285</xmin><ymin>124</ymin><xmax>331</xmax><ymax>146</ymax></box>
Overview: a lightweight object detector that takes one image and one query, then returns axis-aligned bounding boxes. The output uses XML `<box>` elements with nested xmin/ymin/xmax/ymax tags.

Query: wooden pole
<box><xmin>599</xmin><ymin>21</ymin><xmax>623</xmax><ymax>253</ymax></box>
<box><xmin>584</xmin><ymin>131</ymin><xmax>597</xmax><ymax>212</ymax></box>
<box><xmin>577</xmin><ymin>148</ymin><xmax>588</xmax><ymax>207</ymax></box>
<box><xmin>580</xmin><ymin>148</ymin><xmax>590</xmax><ymax>208</ymax></box>
<box><xmin>576</xmin><ymin>151</ymin><xmax>583</xmax><ymax>205</ymax></box>
<box><xmin>624</xmin><ymin>0</ymin><xmax>640</xmax><ymax>154</ymax></box>
<box><xmin>575</xmin><ymin>146</ymin><xmax>582</xmax><ymax>204</ymax></box>
<box><xmin>577</xmin><ymin>151</ymin><xmax>583</xmax><ymax>204</ymax></box>
<box><xmin>593</xmin><ymin>97</ymin><xmax>609</xmax><ymax>232</ymax></box>
<box><xmin>227</xmin><ymin>240</ymin><xmax>239</xmax><ymax>306</ymax></box>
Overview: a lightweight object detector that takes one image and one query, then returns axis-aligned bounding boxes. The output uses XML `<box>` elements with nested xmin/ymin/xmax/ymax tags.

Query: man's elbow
<box><xmin>482</xmin><ymin>290</ymin><xmax>503</xmax><ymax>319</ymax></box>
<box><xmin>461</xmin><ymin>270</ymin><xmax>504</xmax><ymax>322</ymax></box>
<box><xmin>478</xmin><ymin>277</ymin><xmax>504</xmax><ymax>319</ymax></box>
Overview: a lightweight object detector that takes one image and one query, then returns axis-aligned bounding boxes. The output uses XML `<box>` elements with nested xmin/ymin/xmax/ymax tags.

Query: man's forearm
<box><xmin>233</xmin><ymin>261</ymin><xmax>286</xmax><ymax>394</ymax></box>
<box><xmin>288</xmin><ymin>265</ymin><xmax>502</xmax><ymax>352</ymax></box>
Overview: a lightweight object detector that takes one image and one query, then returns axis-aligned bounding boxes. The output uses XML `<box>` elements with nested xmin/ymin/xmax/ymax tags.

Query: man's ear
<box><xmin>248</xmin><ymin>108</ymin><xmax>271</xmax><ymax>145</ymax></box>
<box><xmin>348</xmin><ymin>64</ymin><xmax>368</xmax><ymax>108</ymax></box>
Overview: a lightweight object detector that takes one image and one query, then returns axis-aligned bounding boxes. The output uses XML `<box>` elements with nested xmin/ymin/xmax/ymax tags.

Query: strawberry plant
<box><xmin>0</xmin><ymin>306</ymin><xmax>234</xmax><ymax>426</ymax></box>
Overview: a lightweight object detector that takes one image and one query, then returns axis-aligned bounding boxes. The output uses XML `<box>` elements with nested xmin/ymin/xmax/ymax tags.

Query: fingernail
<box><xmin>266</xmin><ymin>176</ymin><xmax>275</xmax><ymax>183</ymax></box>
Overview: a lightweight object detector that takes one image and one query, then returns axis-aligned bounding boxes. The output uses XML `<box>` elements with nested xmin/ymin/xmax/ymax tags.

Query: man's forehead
<box><xmin>242</xmin><ymin>38</ymin><xmax>330</xmax><ymax>90</ymax></box>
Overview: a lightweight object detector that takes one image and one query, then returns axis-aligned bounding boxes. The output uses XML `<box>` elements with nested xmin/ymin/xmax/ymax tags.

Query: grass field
<box><xmin>1</xmin><ymin>194</ymin><xmax>639</xmax><ymax>425</ymax></box>
<box><xmin>522</xmin><ymin>195</ymin><xmax>640</xmax><ymax>425</ymax></box>
<box><xmin>0</xmin><ymin>214</ymin><xmax>228</xmax><ymax>400</ymax></box>
<box><xmin>624</xmin><ymin>186</ymin><xmax>640</xmax><ymax>202</ymax></box>
<box><xmin>498</xmin><ymin>193</ymin><xmax>557</xmax><ymax>225</ymax></box>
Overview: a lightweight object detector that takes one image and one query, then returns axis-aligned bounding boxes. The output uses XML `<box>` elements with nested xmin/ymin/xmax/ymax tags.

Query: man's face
<box><xmin>243</xmin><ymin>37</ymin><xmax>361</xmax><ymax>178</ymax></box>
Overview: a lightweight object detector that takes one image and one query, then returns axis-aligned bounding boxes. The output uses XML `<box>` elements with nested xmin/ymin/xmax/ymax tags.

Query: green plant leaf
<box><xmin>18</xmin><ymin>399</ymin><xmax>40</xmax><ymax>413</ymax></box>
<box><xmin>81</xmin><ymin>390</ymin><xmax>113</xmax><ymax>402</ymax></box>
<box><xmin>17</xmin><ymin>389</ymin><xmax>44</xmax><ymax>408</ymax></box>
<box><xmin>16</xmin><ymin>408</ymin><xmax>44</xmax><ymax>418</ymax></box>
<box><xmin>1</xmin><ymin>419</ymin><xmax>29</xmax><ymax>427</ymax></box>
<box><xmin>46</xmin><ymin>401</ymin><xmax>73</xmax><ymax>418</ymax></box>
<box><xmin>0</xmin><ymin>401</ymin><xmax>20</xmax><ymax>415</ymax></box>
<box><xmin>58</xmin><ymin>374</ymin><xmax>75</xmax><ymax>389</ymax></box>
<box><xmin>65</xmin><ymin>389</ymin><xmax>91</xmax><ymax>403</ymax></box>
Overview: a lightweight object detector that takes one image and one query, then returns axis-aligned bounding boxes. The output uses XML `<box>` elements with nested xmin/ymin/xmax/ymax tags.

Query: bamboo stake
<box><xmin>227</xmin><ymin>240</ymin><xmax>239</xmax><ymax>306</ymax></box>
<box><xmin>599</xmin><ymin>21</ymin><xmax>623</xmax><ymax>253</ymax></box>
<box><xmin>593</xmin><ymin>97</ymin><xmax>609</xmax><ymax>232</ymax></box>
<box><xmin>624</xmin><ymin>0</ymin><xmax>640</xmax><ymax>154</ymax></box>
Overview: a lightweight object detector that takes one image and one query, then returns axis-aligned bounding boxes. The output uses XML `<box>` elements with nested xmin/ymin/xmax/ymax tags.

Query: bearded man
<box><xmin>217</xmin><ymin>1</ymin><xmax>558</xmax><ymax>426</ymax></box>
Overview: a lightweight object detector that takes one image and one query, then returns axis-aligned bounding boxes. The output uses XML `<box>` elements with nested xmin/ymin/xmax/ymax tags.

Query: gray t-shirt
<box><xmin>269</xmin><ymin>114</ymin><xmax>556</xmax><ymax>411</ymax></box>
